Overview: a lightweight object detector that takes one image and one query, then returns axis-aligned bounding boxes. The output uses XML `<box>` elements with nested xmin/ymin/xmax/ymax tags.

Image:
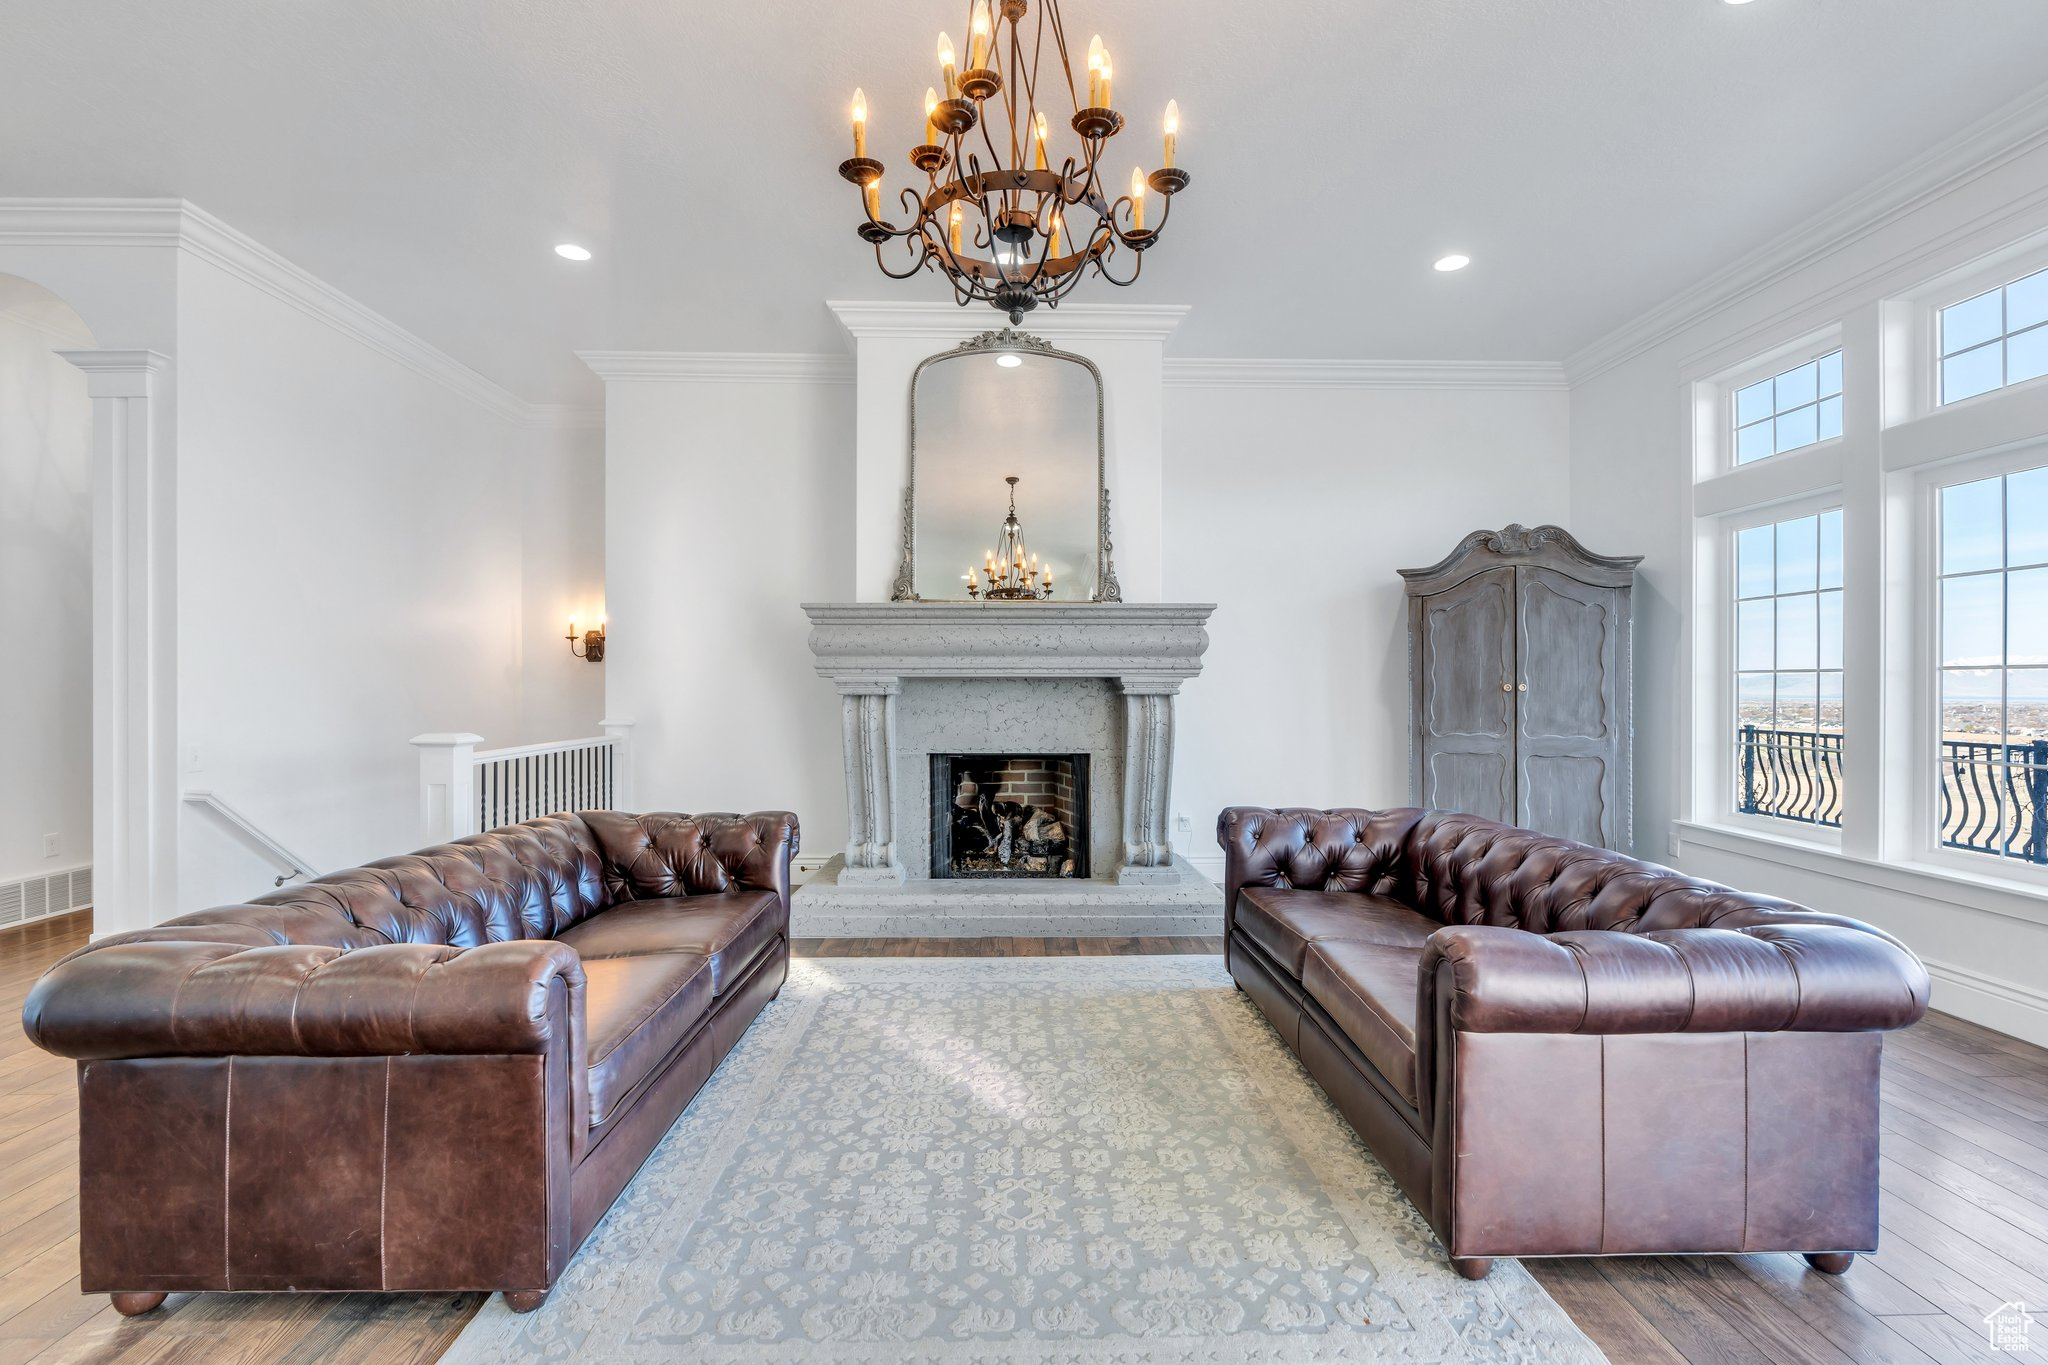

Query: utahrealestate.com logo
<box><xmin>1986</xmin><ymin>1302</ymin><xmax>2035</xmax><ymax>1352</ymax></box>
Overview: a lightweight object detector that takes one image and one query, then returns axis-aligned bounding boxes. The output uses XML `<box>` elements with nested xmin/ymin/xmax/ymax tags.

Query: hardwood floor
<box><xmin>0</xmin><ymin>914</ymin><xmax>2039</xmax><ymax>1363</ymax></box>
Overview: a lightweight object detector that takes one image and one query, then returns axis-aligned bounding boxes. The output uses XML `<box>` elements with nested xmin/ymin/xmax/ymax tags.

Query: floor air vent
<box><xmin>0</xmin><ymin>865</ymin><xmax>91</xmax><ymax>929</ymax></box>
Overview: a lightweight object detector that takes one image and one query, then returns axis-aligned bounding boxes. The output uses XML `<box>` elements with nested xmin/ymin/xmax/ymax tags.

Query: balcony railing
<box><xmin>1737</xmin><ymin>725</ymin><xmax>1843</xmax><ymax>827</ymax></box>
<box><xmin>1939</xmin><ymin>737</ymin><xmax>2048</xmax><ymax>863</ymax></box>
<box><xmin>1737</xmin><ymin>724</ymin><xmax>2048</xmax><ymax>864</ymax></box>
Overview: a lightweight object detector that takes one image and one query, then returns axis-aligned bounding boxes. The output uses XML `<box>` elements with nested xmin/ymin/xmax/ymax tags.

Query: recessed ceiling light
<box><xmin>554</xmin><ymin>243</ymin><xmax>592</xmax><ymax>261</ymax></box>
<box><xmin>1434</xmin><ymin>254</ymin><xmax>1470</xmax><ymax>272</ymax></box>
<box><xmin>1723</xmin><ymin>0</ymin><xmax>1757</xmax><ymax>5</ymax></box>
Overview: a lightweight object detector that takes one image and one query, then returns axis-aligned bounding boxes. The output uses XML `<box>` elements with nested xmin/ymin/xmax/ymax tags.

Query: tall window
<box><xmin>1735</xmin><ymin>350</ymin><xmax>1843</xmax><ymax>465</ymax></box>
<box><xmin>1937</xmin><ymin>463</ymin><xmax>2048</xmax><ymax>863</ymax></box>
<box><xmin>1735</xmin><ymin>509</ymin><xmax>1844</xmax><ymax>825</ymax></box>
<box><xmin>1941</xmin><ymin>266</ymin><xmax>2048</xmax><ymax>404</ymax></box>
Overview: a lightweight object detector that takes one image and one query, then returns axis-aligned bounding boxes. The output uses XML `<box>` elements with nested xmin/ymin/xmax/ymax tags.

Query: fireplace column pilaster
<box><xmin>1116</xmin><ymin>677</ymin><xmax>1180</xmax><ymax>884</ymax></box>
<box><xmin>837</xmin><ymin>678</ymin><xmax>907</xmax><ymax>884</ymax></box>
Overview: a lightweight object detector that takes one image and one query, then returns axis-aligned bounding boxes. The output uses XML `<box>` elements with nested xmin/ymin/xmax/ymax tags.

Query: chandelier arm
<box><xmin>874</xmin><ymin>237</ymin><xmax>936</xmax><ymax>281</ymax></box>
<box><xmin>1094</xmin><ymin>247</ymin><xmax>1143</xmax><ymax>287</ymax></box>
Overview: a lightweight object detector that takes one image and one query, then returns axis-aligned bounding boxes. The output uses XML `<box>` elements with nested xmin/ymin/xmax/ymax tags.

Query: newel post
<box><xmin>410</xmin><ymin>733</ymin><xmax>484</xmax><ymax>844</ymax></box>
<box><xmin>601</xmin><ymin>717</ymin><xmax>636</xmax><ymax>811</ymax></box>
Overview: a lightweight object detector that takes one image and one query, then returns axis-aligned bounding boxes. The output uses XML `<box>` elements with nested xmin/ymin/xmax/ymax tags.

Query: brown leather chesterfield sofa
<box><xmin>1218</xmin><ymin>806</ymin><xmax>1930</xmax><ymax>1280</ymax></box>
<box><xmin>22</xmin><ymin>809</ymin><xmax>797</xmax><ymax>1317</ymax></box>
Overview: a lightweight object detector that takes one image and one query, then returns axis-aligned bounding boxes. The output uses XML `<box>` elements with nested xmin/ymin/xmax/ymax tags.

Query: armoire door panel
<box><xmin>1519</xmin><ymin>754</ymin><xmax>1607</xmax><ymax>847</ymax></box>
<box><xmin>1517</xmin><ymin>570</ymin><xmax>1613</xmax><ymax>741</ymax></box>
<box><xmin>1427</xmin><ymin>752</ymin><xmax>1514</xmax><ymax>825</ymax></box>
<box><xmin>1422</xmin><ymin>569</ymin><xmax>1514</xmax><ymax>740</ymax></box>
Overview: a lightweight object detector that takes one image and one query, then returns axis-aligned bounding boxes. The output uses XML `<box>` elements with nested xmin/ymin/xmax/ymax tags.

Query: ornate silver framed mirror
<box><xmin>893</xmin><ymin>328</ymin><xmax>1121</xmax><ymax>603</ymax></box>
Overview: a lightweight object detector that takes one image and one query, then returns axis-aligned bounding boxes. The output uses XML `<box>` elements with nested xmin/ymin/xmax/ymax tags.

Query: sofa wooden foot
<box><xmin>110</xmin><ymin>1292</ymin><xmax>167</xmax><ymax>1316</ymax></box>
<box><xmin>503</xmin><ymin>1289</ymin><xmax>550</xmax><ymax>1313</ymax></box>
<box><xmin>1803</xmin><ymin>1252</ymin><xmax>1855</xmax><ymax>1275</ymax></box>
<box><xmin>1450</xmin><ymin>1257</ymin><xmax>1494</xmax><ymax>1280</ymax></box>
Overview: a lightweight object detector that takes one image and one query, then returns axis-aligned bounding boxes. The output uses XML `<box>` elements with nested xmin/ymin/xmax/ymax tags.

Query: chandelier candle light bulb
<box><xmin>1130</xmin><ymin>167</ymin><xmax>1146</xmax><ymax>230</ymax></box>
<box><xmin>938</xmin><ymin>32</ymin><xmax>958</xmax><ymax>99</ymax></box>
<box><xmin>969</xmin><ymin>0</ymin><xmax>993</xmax><ymax>69</ymax></box>
<box><xmin>925</xmin><ymin>87</ymin><xmax>939</xmax><ymax>143</ymax></box>
<box><xmin>1087</xmin><ymin>35</ymin><xmax>1105</xmax><ymax>107</ymax></box>
<box><xmin>1099</xmin><ymin>53</ymin><xmax>1113</xmax><ymax>109</ymax></box>
<box><xmin>1163</xmin><ymin>100</ymin><xmax>1179</xmax><ymax>167</ymax></box>
<box><xmin>851</xmin><ymin>88</ymin><xmax>867</xmax><ymax>157</ymax></box>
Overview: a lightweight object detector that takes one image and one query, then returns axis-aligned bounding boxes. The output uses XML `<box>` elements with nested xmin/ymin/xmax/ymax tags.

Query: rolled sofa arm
<box><xmin>1420</xmin><ymin>922</ymin><xmax>1930</xmax><ymax>1035</ymax></box>
<box><xmin>23</xmin><ymin>938</ymin><xmax>585</xmax><ymax>1061</ymax></box>
<box><xmin>583</xmin><ymin>810</ymin><xmax>802</xmax><ymax>913</ymax></box>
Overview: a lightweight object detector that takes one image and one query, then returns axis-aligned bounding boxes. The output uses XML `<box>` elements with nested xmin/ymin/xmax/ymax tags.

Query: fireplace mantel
<box><xmin>796</xmin><ymin>601</ymin><xmax>1218</xmax><ymax>935</ymax></box>
<box><xmin>802</xmin><ymin>602</ymin><xmax>1213</xmax><ymax>686</ymax></box>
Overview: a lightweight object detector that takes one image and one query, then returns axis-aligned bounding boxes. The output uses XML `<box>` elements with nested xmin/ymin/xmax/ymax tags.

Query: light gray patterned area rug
<box><xmin>444</xmin><ymin>956</ymin><xmax>1607</xmax><ymax>1364</ymax></box>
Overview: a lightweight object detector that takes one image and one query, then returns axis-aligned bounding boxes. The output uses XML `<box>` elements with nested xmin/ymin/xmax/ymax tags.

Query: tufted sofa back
<box><xmin>101</xmin><ymin>811</ymin><xmax>798</xmax><ymax>956</ymax></box>
<box><xmin>1218</xmin><ymin>807</ymin><xmax>1859</xmax><ymax>939</ymax></box>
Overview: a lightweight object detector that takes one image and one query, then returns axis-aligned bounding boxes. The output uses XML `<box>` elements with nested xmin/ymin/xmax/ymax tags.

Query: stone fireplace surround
<box><xmin>794</xmin><ymin>602</ymin><xmax>1219</xmax><ymax>936</ymax></box>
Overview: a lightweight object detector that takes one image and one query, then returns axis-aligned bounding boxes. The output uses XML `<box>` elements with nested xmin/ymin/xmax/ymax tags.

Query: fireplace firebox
<box><xmin>930</xmin><ymin>753</ymin><xmax>1090</xmax><ymax>880</ymax></box>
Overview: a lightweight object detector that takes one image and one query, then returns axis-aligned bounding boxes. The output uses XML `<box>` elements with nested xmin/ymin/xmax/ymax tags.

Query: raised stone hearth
<box><xmin>795</xmin><ymin>602</ymin><xmax>1220</xmax><ymax>936</ymax></box>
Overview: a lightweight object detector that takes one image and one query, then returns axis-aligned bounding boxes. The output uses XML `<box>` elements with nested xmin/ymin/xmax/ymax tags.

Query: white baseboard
<box><xmin>1923</xmin><ymin>956</ymin><xmax>2048</xmax><ymax>1048</ymax></box>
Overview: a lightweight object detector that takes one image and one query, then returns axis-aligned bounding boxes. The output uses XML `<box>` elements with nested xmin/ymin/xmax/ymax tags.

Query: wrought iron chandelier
<box><xmin>839</xmin><ymin>0</ymin><xmax>1189</xmax><ymax>325</ymax></box>
<box><xmin>965</xmin><ymin>477</ymin><xmax>1053</xmax><ymax>599</ymax></box>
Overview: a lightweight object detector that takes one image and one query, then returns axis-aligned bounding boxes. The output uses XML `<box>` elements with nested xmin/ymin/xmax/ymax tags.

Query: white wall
<box><xmin>601</xmin><ymin>374</ymin><xmax>855</xmax><ymax>853</ymax></box>
<box><xmin>172</xmin><ymin>250</ymin><xmax>601</xmax><ymax>911</ymax></box>
<box><xmin>520</xmin><ymin>419</ymin><xmax>607</xmax><ymax>741</ymax></box>
<box><xmin>0</xmin><ymin>278</ymin><xmax>94</xmax><ymax>885</ymax></box>
<box><xmin>1568</xmin><ymin>115</ymin><xmax>2048</xmax><ymax>1043</ymax></box>
<box><xmin>1165</xmin><ymin>380</ymin><xmax>1574</xmax><ymax>866</ymax></box>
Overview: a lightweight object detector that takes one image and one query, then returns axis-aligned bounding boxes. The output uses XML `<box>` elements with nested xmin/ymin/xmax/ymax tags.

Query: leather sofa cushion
<box><xmin>582</xmin><ymin>953</ymin><xmax>714</xmax><ymax>1130</ymax></box>
<box><xmin>1236</xmin><ymin>889</ymin><xmax>1440</xmax><ymax>978</ymax></box>
<box><xmin>1301</xmin><ymin>941</ymin><xmax>1422</xmax><ymax>1107</ymax></box>
<box><xmin>557</xmin><ymin>891</ymin><xmax>784</xmax><ymax>996</ymax></box>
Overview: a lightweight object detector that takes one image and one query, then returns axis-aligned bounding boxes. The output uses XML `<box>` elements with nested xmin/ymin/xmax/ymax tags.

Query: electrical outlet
<box><xmin>1174</xmin><ymin>813</ymin><xmax>1192</xmax><ymax>835</ymax></box>
<box><xmin>42</xmin><ymin>834</ymin><xmax>59</xmax><ymax>858</ymax></box>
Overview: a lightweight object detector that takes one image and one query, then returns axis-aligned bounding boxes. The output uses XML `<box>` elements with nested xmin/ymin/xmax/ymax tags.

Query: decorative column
<box><xmin>1117</xmin><ymin>677</ymin><xmax>1180</xmax><ymax>884</ymax></box>
<box><xmin>63</xmin><ymin>349</ymin><xmax>175</xmax><ymax>936</ymax></box>
<box><xmin>838</xmin><ymin>679</ymin><xmax>906</xmax><ymax>883</ymax></box>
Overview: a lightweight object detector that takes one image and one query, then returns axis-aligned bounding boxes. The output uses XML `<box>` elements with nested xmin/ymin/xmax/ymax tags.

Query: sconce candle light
<box><xmin>567</xmin><ymin>617</ymin><xmax>607</xmax><ymax>663</ymax></box>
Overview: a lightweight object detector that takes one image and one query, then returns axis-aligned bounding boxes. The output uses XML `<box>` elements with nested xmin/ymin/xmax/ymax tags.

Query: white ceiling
<box><xmin>4</xmin><ymin>1</ymin><xmax>2047</xmax><ymax>402</ymax></box>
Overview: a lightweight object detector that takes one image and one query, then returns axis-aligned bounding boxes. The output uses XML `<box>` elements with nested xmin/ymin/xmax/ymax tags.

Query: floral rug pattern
<box><xmin>444</xmin><ymin>956</ymin><xmax>1605</xmax><ymax>1363</ymax></box>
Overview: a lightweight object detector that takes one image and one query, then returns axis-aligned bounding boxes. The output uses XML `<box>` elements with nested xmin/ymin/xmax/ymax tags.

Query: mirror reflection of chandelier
<box><xmin>838</xmin><ymin>0</ymin><xmax>1189</xmax><ymax>325</ymax></box>
<box><xmin>965</xmin><ymin>476</ymin><xmax>1053</xmax><ymax>599</ymax></box>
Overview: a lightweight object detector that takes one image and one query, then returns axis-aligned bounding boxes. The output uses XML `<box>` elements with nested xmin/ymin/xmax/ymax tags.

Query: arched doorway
<box><xmin>0</xmin><ymin>274</ymin><xmax>95</xmax><ymax>930</ymax></box>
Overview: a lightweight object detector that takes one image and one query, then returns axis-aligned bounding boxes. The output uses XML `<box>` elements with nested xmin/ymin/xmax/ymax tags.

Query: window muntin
<box><xmin>1734</xmin><ymin>351</ymin><xmax>1843</xmax><ymax>465</ymax></box>
<box><xmin>1936</xmin><ymin>463</ymin><xmax>2048</xmax><ymax>864</ymax></box>
<box><xmin>1735</xmin><ymin>508</ymin><xmax>1844</xmax><ymax>825</ymax></box>
<box><xmin>1940</xmin><ymin>266</ymin><xmax>2048</xmax><ymax>405</ymax></box>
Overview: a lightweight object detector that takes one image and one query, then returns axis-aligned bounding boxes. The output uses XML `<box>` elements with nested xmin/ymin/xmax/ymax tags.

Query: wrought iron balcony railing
<box><xmin>1736</xmin><ymin>724</ymin><xmax>2048</xmax><ymax>864</ymax></box>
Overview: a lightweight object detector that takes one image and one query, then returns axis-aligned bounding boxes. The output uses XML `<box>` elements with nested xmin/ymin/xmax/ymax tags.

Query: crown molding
<box><xmin>1565</xmin><ymin>84</ymin><xmax>2048</xmax><ymax>387</ymax></box>
<box><xmin>0</xmin><ymin>197</ymin><xmax>580</xmax><ymax>429</ymax></box>
<box><xmin>1163</xmin><ymin>357</ymin><xmax>1568</xmax><ymax>391</ymax></box>
<box><xmin>826</xmin><ymin>299</ymin><xmax>1190</xmax><ymax>343</ymax></box>
<box><xmin>577</xmin><ymin>351</ymin><xmax>854</xmax><ymax>384</ymax></box>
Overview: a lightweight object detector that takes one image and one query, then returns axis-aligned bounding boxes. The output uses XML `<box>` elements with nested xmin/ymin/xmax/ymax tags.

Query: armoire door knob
<box><xmin>1518</xmin><ymin>682</ymin><xmax>1528</xmax><ymax>692</ymax></box>
<box><xmin>1501</xmin><ymin>683</ymin><xmax>1513</xmax><ymax>692</ymax></box>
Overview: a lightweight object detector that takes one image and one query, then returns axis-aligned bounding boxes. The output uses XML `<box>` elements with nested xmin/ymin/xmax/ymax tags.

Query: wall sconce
<box><xmin>567</xmin><ymin>618</ymin><xmax>606</xmax><ymax>663</ymax></box>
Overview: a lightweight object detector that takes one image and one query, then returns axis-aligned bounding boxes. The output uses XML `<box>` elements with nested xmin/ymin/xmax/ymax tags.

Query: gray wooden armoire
<box><xmin>1399</xmin><ymin>525</ymin><xmax>1641</xmax><ymax>850</ymax></box>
